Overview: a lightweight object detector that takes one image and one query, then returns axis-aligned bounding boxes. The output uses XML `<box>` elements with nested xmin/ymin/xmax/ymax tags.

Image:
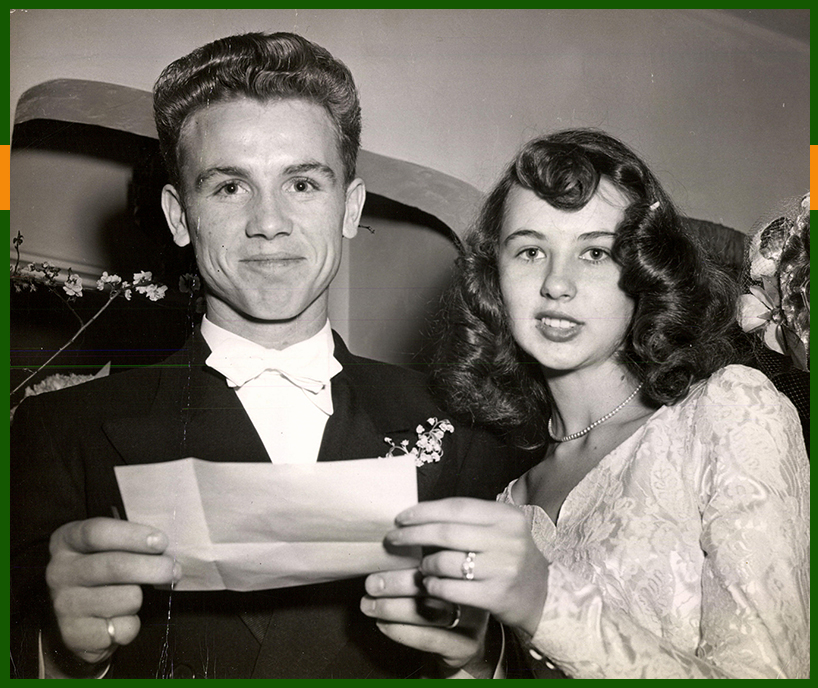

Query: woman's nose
<box><xmin>540</xmin><ymin>259</ymin><xmax>576</xmax><ymax>300</ymax></box>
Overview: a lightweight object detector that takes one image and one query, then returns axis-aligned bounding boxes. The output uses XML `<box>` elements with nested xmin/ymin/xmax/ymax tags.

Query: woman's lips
<box><xmin>536</xmin><ymin>314</ymin><xmax>582</xmax><ymax>342</ymax></box>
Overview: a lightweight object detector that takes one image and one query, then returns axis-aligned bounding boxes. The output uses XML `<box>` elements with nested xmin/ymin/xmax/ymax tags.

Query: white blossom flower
<box><xmin>62</xmin><ymin>273</ymin><xmax>83</xmax><ymax>298</ymax></box>
<box><xmin>96</xmin><ymin>271</ymin><xmax>123</xmax><ymax>290</ymax></box>
<box><xmin>143</xmin><ymin>284</ymin><xmax>167</xmax><ymax>302</ymax></box>
<box><xmin>133</xmin><ymin>271</ymin><xmax>153</xmax><ymax>284</ymax></box>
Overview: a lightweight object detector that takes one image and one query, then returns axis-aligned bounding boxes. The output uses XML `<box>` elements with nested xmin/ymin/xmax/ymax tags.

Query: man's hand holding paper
<box><xmin>43</xmin><ymin>518</ymin><xmax>178</xmax><ymax>675</ymax></box>
<box><xmin>114</xmin><ymin>456</ymin><xmax>420</xmax><ymax>592</ymax></box>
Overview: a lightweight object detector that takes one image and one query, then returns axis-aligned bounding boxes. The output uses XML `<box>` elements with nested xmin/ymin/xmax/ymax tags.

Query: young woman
<box><xmin>361</xmin><ymin>130</ymin><xmax>809</xmax><ymax>678</ymax></box>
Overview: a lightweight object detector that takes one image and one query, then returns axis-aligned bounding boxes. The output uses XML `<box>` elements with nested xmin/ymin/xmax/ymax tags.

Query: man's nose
<box><xmin>540</xmin><ymin>257</ymin><xmax>576</xmax><ymax>300</ymax></box>
<box><xmin>247</xmin><ymin>192</ymin><xmax>292</xmax><ymax>238</ymax></box>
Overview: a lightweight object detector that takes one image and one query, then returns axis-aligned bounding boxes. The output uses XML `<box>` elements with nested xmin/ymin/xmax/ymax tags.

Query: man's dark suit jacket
<box><xmin>11</xmin><ymin>330</ymin><xmax>536</xmax><ymax>678</ymax></box>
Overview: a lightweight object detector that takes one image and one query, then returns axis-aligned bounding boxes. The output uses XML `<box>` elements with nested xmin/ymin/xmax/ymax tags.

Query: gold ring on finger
<box><xmin>105</xmin><ymin>618</ymin><xmax>117</xmax><ymax>646</ymax></box>
<box><xmin>444</xmin><ymin>603</ymin><xmax>462</xmax><ymax>629</ymax></box>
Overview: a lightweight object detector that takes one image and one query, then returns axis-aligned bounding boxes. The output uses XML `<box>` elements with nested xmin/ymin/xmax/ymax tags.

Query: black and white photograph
<box><xmin>10</xmin><ymin>9</ymin><xmax>809</xmax><ymax>679</ymax></box>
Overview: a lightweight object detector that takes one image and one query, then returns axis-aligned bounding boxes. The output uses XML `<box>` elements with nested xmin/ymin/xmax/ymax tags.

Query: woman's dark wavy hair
<box><xmin>432</xmin><ymin>129</ymin><xmax>738</xmax><ymax>444</ymax></box>
<box><xmin>153</xmin><ymin>32</ymin><xmax>361</xmax><ymax>189</ymax></box>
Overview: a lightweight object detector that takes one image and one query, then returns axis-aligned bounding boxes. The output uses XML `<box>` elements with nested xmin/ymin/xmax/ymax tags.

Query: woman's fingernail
<box><xmin>147</xmin><ymin>533</ymin><xmax>163</xmax><ymax>551</ymax></box>
<box><xmin>172</xmin><ymin>563</ymin><xmax>183</xmax><ymax>581</ymax></box>
<box><xmin>395</xmin><ymin>509</ymin><xmax>413</xmax><ymax>524</ymax></box>
<box><xmin>370</xmin><ymin>575</ymin><xmax>385</xmax><ymax>592</ymax></box>
<box><xmin>361</xmin><ymin>598</ymin><xmax>375</xmax><ymax>614</ymax></box>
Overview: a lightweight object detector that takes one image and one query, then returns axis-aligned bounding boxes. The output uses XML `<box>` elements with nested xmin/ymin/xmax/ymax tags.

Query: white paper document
<box><xmin>114</xmin><ymin>456</ymin><xmax>420</xmax><ymax>592</ymax></box>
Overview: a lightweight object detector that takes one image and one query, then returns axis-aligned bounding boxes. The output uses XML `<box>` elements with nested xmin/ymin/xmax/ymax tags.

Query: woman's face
<box><xmin>497</xmin><ymin>179</ymin><xmax>634</xmax><ymax>376</ymax></box>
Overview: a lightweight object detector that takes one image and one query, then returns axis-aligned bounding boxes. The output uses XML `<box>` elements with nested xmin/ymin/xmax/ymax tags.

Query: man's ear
<box><xmin>342</xmin><ymin>178</ymin><xmax>366</xmax><ymax>240</ymax></box>
<box><xmin>161</xmin><ymin>184</ymin><xmax>191</xmax><ymax>247</ymax></box>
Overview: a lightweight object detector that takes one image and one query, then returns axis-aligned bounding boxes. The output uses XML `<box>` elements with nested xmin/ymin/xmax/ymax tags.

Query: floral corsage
<box><xmin>738</xmin><ymin>192</ymin><xmax>809</xmax><ymax>371</ymax></box>
<box><xmin>383</xmin><ymin>417</ymin><xmax>454</xmax><ymax>467</ymax></box>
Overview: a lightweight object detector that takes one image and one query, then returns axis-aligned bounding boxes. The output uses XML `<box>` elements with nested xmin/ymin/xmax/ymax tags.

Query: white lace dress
<box><xmin>499</xmin><ymin>365</ymin><xmax>809</xmax><ymax>678</ymax></box>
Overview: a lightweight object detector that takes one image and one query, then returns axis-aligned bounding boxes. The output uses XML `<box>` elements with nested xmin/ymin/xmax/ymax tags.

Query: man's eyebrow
<box><xmin>283</xmin><ymin>161</ymin><xmax>337</xmax><ymax>182</ymax></box>
<box><xmin>195</xmin><ymin>166</ymin><xmax>247</xmax><ymax>189</ymax></box>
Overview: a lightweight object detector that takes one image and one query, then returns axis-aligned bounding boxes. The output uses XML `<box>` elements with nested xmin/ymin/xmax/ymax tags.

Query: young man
<box><xmin>10</xmin><ymin>32</ymin><xmax>533</xmax><ymax>678</ymax></box>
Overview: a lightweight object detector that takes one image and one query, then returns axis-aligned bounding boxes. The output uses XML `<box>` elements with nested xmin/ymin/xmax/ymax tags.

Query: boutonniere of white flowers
<box><xmin>383</xmin><ymin>417</ymin><xmax>455</xmax><ymax>467</ymax></box>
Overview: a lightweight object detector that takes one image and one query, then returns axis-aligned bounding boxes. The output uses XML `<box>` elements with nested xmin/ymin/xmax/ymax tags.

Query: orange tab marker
<box><xmin>0</xmin><ymin>145</ymin><xmax>8</xmax><ymax>211</ymax></box>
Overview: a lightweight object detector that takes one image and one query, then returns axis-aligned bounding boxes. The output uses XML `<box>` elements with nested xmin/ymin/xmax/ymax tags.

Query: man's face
<box><xmin>162</xmin><ymin>97</ymin><xmax>365</xmax><ymax>345</ymax></box>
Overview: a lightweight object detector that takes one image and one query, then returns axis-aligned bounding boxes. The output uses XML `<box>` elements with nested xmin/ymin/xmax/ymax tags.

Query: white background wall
<box><xmin>11</xmin><ymin>8</ymin><xmax>809</xmax><ymax>236</ymax></box>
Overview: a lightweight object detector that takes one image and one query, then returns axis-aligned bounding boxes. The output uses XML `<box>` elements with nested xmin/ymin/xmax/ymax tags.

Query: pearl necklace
<box><xmin>548</xmin><ymin>383</ymin><xmax>644</xmax><ymax>443</ymax></box>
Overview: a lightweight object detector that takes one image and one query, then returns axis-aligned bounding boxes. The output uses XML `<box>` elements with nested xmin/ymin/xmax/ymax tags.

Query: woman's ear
<box><xmin>161</xmin><ymin>184</ymin><xmax>191</xmax><ymax>247</ymax></box>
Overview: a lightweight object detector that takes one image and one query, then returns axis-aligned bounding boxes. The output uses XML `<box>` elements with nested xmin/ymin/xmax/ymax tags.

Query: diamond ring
<box><xmin>461</xmin><ymin>551</ymin><xmax>476</xmax><ymax>581</ymax></box>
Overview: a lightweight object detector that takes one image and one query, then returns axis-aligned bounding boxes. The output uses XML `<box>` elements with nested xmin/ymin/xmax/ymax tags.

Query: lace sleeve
<box><xmin>520</xmin><ymin>366</ymin><xmax>809</xmax><ymax>678</ymax></box>
<box><xmin>696</xmin><ymin>366</ymin><xmax>809</xmax><ymax>677</ymax></box>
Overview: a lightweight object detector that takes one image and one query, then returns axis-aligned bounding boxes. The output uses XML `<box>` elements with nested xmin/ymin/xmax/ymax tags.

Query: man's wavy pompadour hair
<box><xmin>153</xmin><ymin>32</ymin><xmax>361</xmax><ymax>188</ymax></box>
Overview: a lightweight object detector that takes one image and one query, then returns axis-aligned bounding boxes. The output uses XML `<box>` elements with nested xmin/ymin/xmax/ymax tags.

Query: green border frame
<box><xmin>3</xmin><ymin>7</ymin><xmax>812</xmax><ymax>686</ymax></box>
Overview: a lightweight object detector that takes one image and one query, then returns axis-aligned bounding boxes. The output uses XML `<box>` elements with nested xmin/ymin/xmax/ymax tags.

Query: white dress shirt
<box><xmin>201</xmin><ymin>316</ymin><xmax>342</xmax><ymax>464</ymax></box>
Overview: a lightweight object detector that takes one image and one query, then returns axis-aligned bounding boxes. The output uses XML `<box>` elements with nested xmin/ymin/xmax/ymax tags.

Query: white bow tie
<box><xmin>206</xmin><ymin>341</ymin><xmax>334</xmax><ymax>414</ymax></box>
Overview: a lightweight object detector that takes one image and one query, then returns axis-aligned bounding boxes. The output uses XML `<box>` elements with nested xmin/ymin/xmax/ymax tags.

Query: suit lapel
<box><xmin>318</xmin><ymin>369</ymin><xmax>388</xmax><ymax>462</ymax></box>
<box><xmin>319</xmin><ymin>367</ymin><xmax>447</xmax><ymax>500</ymax></box>
<box><xmin>319</xmin><ymin>333</ymin><xmax>449</xmax><ymax>500</ymax></box>
<box><xmin>103</xmin><ymin>332</ymin><xmax>270</xmax><ymax>465</ymax></box>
